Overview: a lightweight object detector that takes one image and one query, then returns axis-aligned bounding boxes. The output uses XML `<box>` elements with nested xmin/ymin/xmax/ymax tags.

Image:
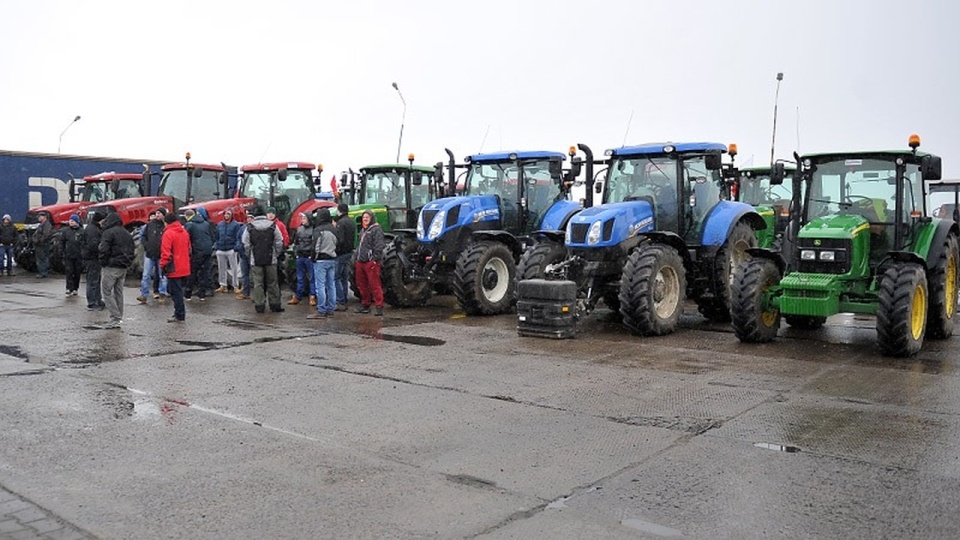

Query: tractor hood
<box><xmin>538</xmin><ymin>199</ymin><xmax>582</xmax><ymax>232</ymax></box>
<box><xmin>417</xmin><ymin>195</ymin><xmax>500</xmax><ymax>242</ymax></box>
<box><xmin>26</xmin><ymin>202</ymin><xmax>84</xmax><ymax>226</ymax></box>
<box><xmin>565</xmin><ymin>200</ymin><xmax>655</xmax><ymax>248</ymax></box>
<box><xmin>799</xmin><ymin>213</ymin><xmax>870</xmax><ymax>240</ymax></box>
<box><xmin>180</xmin><ymin>198</ymin><xmax>256</xmax><ymax>225</ymax></box>
<box><xmin>84</xmin><ymin>195</ymin><xmax>174</xmax><ymax>226</ymax></box>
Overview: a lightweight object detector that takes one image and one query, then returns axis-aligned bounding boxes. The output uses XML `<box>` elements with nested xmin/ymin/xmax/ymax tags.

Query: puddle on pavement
<box><xmin>754</xmin><ymin>442</ymin><xmax>801</xmax><ymax>453</ymax></box>
<box><xmin>176</xmin><ymin>340</ymin><xmax>229</xmax><ymax>348</ymax></box>
<box><xmin>0</xmin><ymin>345</ymin><xmax>28</xmax><ymax>360</ymax></box>
<box><xmin>359</xmin><ymin>332</ymin><xmax>445</xmax><ymax>346</ymax></box>
<box><xmin>214</xmin><ymin>318</ymin><xmax>263</xmax><ymax>330</ymax></box>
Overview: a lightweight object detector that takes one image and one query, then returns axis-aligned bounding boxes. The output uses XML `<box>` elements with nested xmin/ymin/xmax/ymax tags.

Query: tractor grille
<box><xmin>570</xmin><ymin>223</ymin><xmax>589</xmax><ymax>243</ymax></box>
<box><xmin>422</xmin><ymin>210</ymin><xmax>438</xmax><ymax>230</ymax></box>
<box><xmin>445</xmin><ymin>205</ymin><xmax>460</xmax><ymax>227</ymax></box>
<box><xmin>796</xmin><ymin>238</ymin><xmax>852</xmax><ymax>274</ymax></box>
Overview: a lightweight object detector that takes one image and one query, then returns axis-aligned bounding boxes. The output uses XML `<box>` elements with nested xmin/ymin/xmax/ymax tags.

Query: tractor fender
<box><xmin>745</xmin><ymin>247</ymin><xmax>787</xmax><ymax>276</ymax></box>
<box><xmin>922</xmin><ymin>219</ymin><xmax>960</xmax><ymax>271</ymax></box>
<box><xmin>701</xmin><ymin>201</ymin><xmax>764</xmax><ymax>247</ymax></box>
<box><xmin>883</xmin><ymin>251</ymin><xmax>927</xmax><ymax>267</ymax></box>
<box><xmin>529</xmin><ymin>230</ymin><xmax>565</xmax><ymax>244</ymax></box>
<box><xmin>637</xmin><ymin>231</ymin><xmax>690</xmax><ymax>263</ymax></box>
<box><xmin>471</xmin><ymin>230</ymin><xmax>523</xmax><ymax>260</ymax></box>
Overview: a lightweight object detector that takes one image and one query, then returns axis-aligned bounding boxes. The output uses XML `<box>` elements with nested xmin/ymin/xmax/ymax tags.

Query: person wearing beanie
<box><xmin>97</xmin><ymin>212</ymin><xmax>135</xmax><ymax>328</ymax></box>
<box><xmin>0</xmin><ymin>213</ymin><xmax>17</xmax><ymax>276</ymax></box>
<box><xmin>81</xmin><ymin>212</ymin><xmax>106</xmax><ymax>310</ymax></box>
<box><xmin>265</xmin><ymin>206</ymin><xmax>290</xmax><ymax>247</ymax></box>
<box><xmin>333</xmin><ymin>202</ymin><xmax>356</xmax><ymax>311</ymax></box>
<box><xmin>241</xmin><ymin>205</ymin><xmax>285</xmax><ymax>313</ymax></box>
<box><xmin>60</xmin><ymin>213</ymin><xmax>84</xmax><ymax>295</ymax></box>
<box><xmin>160</xmin><ymin>210</ymin><xmax>191</xmax><ymax>322</ymax></box>
<box><xmin>137</xmin><ymin>209</ymin><xmax>169</xmax><ymax>305</ymax></box>
<box><xmin>183</xmin><ymin>206</ymin><xmax>215</xmax><ymax>301</ymax></box>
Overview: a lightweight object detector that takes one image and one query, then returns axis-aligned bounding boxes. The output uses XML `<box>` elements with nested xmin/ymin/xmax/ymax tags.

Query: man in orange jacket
<box><xmin>160</xmin><ymin>212</ymin><xmax>192</xmax><ymax>323</ymax></box>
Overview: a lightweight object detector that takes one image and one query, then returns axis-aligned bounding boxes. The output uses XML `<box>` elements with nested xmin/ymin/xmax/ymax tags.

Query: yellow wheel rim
<box><xmin>911</xmin><ymin>282</ymin><xmax>927</xmax><ymax>340</ymax></box>
<box><xmin>947</xmin><ymin>253</ymin><xmax>957</xmax><ymax>319</ymax></box>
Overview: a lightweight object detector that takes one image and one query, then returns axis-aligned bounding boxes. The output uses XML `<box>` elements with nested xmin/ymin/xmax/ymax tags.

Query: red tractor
<box><xmin>17</xmin><ymin>172</ymin><xmax>148</xmax><ymax>272</ymax></box>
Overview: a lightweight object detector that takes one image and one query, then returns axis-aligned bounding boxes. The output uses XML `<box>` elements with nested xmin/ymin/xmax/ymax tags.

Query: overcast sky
<box><xmin>2</xmin><ymin>0</ymin><xmax>958</xmax><ymax>184</ymax></box>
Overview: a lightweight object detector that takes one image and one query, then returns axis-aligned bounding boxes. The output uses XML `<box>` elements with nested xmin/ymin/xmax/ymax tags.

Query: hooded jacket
<box><xmin>311</xmin><ymin>208</ymin><xmax>338</xmax><ymax>261</ymax></box>
<box><xmin>98</xmin><ymin>213</ymin><xmax>135</xmax><ymax>268</ymax></box>
<box><xmin>185</xmin><ymin>211</ymin><xmax>215</xmax><ymax>256</ymax></box>
<box><xmin>335</xmin><ymin>211</ymin><xmax>356</xmax><ymax>255</ymax></box>
<box><xmin>160</xmin><ymin>220</ymin><xmax>192</xmax><ymax>278</ymax></box>
<box><xmin>242</xmin><ymin>215</ymin><xmax>283</xmax><ymax>266</ymax></box>
<box><xmin>141</xmin><ymin>218</ymin><xmax>166</xmax><ymax>260</ymax></box>
<box><xmin>294</xmin><ymin>214</ymin><xmax>315</xmax><ymax>257</ymax></box>
<box><xmin>80</xmin><ymin>220</ymin><xmax>102</xmax><ymax>261</ymax></box>
<box><xmin>0</xmin><ymin>219</ymin><xmax>17</xmax><ymax>246</ymax></box>
<box><xmin>215</xmin><ymin>214</ymin><xmax>242</xmax><ymax>251</ymax></box>
<box><xmin>356</xmin><ymin>210</ymin><xmax>384</xmax><ymax>263</ymax></box>
<box><xmin>32</xmin><ymin>218</ymin><xmax>52</xmax><ymax>246</ymax></box>
<box><xmin>60</xmin><ymin>223</ymin><xmax>83</xmax><ymax>259</ymax></box>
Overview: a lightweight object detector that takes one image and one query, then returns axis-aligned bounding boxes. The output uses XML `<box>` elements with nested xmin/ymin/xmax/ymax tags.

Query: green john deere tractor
<box><xmin>735</xmin><ymin>165</ymin><xmax>796</xmax><ymax>250</ymax></box>
<box><xmin>731</xmin><ymin>135</ymin><xmax>959</xmax><ymax>356</ymax></box>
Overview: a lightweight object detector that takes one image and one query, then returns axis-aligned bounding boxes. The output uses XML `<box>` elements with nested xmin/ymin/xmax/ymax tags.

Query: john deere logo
<box><xmin>814</xmin><ymin>239</ymin><xmax>822</xmax><ymax>246</ymax></box>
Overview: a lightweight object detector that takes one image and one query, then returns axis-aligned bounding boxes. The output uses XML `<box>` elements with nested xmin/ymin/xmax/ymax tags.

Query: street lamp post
<box><xmin>58</xmin><ymin>115</ymin><xmax>82</xmax><ymax>154</ymax></box>
<box><xmin>392</xmin><ymin>82</ymin><xmax>406</xmax><ymax>163</ymax></box>
<box><xmin>770</xmin><ymin>72</ymin><xmax>783</xmax><ymax>166</ymax></box>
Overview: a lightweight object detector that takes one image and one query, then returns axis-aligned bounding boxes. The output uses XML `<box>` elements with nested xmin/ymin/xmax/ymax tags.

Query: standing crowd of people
<box><xmin>0</xmin><ymin>202</ymin><xmax>386</xmax><ymax>327</ymax></box>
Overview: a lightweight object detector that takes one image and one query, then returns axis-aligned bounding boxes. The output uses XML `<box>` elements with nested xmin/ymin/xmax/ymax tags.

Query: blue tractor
<box><xmin>381</xmin><ymin>149</ymin><xmax>583</xmax><ymax>314</ymax></box>
<box><xmin>518</xmin><ymin>142</ymin><xmax>766</xmax><ymax>335</ymax></box>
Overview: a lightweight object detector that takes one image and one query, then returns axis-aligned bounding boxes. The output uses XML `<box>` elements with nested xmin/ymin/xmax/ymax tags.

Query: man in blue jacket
<box><xmin>183</xmin><ymin>208</ymin><xmax>216</xmax><ymax>301</ymax></box>
<box><xmin>215</xmin><ymin>209</ymin><xmax>242</xmax><ymax>293</ymax></box>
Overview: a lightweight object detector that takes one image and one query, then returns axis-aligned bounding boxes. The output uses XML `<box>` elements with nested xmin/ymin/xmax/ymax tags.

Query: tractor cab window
<box><xmin>100</xmin><ymin>180</ymin><xmax>143</xmax><ymax>201</ymax></box>
<box><xmin>739</xmin><ymin>172</ymin><xmax>793</xmax><ymax>206</ymax></box>
<box><xmin>681</xmin><ymin>156</ymin><xmax>722</xmax><ymax>236</ymax></box>
<box><xmin>240</xmin><ymin>173</ymin><xmax>271</xmax><ymax>203</ymax></box>
<box><xmin>80</xmin><ymin>183</ymin><xmax>107</xmax><ymax>203</ymax></box>
<box><xmin>606</xmin><ymin>155</ymin><xmax>679</xmax><ymax>231</ymax></box>
<box><xmin>275</xmin><ymin>169</ymin><xmax>314</xmax><ymax>219</ymax></box>
<box><xmin>161</xmin><ymin>169</ymin><xmax>222</xmax><ymax>208</ymax></box>
<box><xmin>362</xmin><ymin>171</ymin><xmax>406</xmax><ymax>207</ymax></box>
<box><xmin>520</xmin><ymin>160</ymin><xmax>559</xmax><ymax>229</ymax></box>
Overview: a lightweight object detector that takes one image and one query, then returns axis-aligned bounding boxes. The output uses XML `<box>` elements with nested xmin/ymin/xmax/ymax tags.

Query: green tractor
<box><xmin>734</xmin><ymin>164</ymin><xmax>796</xmax><ymax>250</ymax></box>
<box><xmin>731</xmin><ymin>135</ymin><xmax>958</xmax><ymax>357</ymax></box>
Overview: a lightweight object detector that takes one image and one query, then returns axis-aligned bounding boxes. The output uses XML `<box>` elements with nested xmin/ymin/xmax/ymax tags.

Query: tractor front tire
<box><xmin>453</xmin><ymin>241</ymin><xmax>516</xmax><ymax>315</ymax></box>
<box><xmin>619</xmin><ymin>243</ymin><xmax>686</xmax><ymax>336</ymax></box>
<box><xmin>382</xmin><ymin>241</ymin><xmax>432</xmax><ymax>308</ymax></box>
<box><xmin>731</xmin><ymin>258</ymin><xmax>782</xmax><ymax>343</ymax></box>
<box><xmin>516</xmin><ymin>240</ymin><xmax>566</xmax><ymax>281</ymax></box>
<box><xmin>926</xmin><ymin>233</ymin><xmax>959</xmax><ymax>340</ymax></box>
<box><xmin>877</xmin><ymin>262</ymin><xmax>928</xmax><ymax>357</ymax></box>
<box><xmin>696</xmin><ymin>221</ymin><xmax>757</xmax><ymax>322</ymax></box>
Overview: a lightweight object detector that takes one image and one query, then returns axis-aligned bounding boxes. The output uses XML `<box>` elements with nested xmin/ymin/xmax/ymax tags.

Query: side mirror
<box><xmin>594</xmin><ymin>181</ymin><xmax>603</xmax><ymax>194</ymax></box>
<box><xmin>412</xmin><ymin>171</ymin><xmax>423</xmax><ymax>186</ymax></box>
<box><xmin>771</xmin><ymin>162</ymin><xmax>785</xmax><ymax>185</ymax></box>
<box><xmin>217</xmin><ymin>172</ymin><xmax>227</xmax><ymax>185</ymax></box>
<box><xmin>548</xmin><ymin>159</ymin><xmax>563</xmax><ymax>179</ymax></box>
<box><xmin>277</xmin><ymin>168</ymin><xmax>288</xmax><ymax>182</ymax></box>
<box><xmin>921</xmin><ymin>155</ymin><xmax>942</xmax><ymax>181</ymax></box>
<box><xmin>563</xmin><ymin>158</ymin><xmax>583</xmax><ymax>185</ymax></box>
<box><xmin>704</xmin><ymin>153</ymin><xmax>722</xmax><ymax>171</ymax></box>
<box><xmin>192</xmin><ymin>167</ymin><xmax>203</xmax><ymax>178</ymax></box>
<box><xmin>433</xmin><ymin>164</ymin><xmax>444</xmax><ymax>185</ymax></box>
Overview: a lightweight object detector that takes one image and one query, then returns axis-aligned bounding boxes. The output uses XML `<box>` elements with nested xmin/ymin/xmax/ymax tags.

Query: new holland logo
<box><xmin>629</xmin><ymin>217</ymin><xmax>653</xmax><ymax>236</ymax></box>
<box><xmin>473</xmin><ymin>208</ymin><xmax>499</xmax><ymax>222</ymax></box>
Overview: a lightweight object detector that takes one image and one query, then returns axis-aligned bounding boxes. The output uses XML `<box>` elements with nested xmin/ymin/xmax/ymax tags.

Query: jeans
<box><xmin>313</xmin><ymin>259</ymin><xmax>337</xmax><ymax>314</ymax></box>
<box><xmin>335</xmin><ymin>252</ymin><xmax>352</xmax><ymax>305</ymax></box>
<box><xmin>295</xmin><ymin>256</ymin><xmax>315</xmax><ymax>298</ymax></box>
<box><xmin>84</xmin><ymin>259</ymin><xmax>104</xmax><ymax>308</ymax></box>
<box><xmin>238</xmin><ymin>251</ymin><xmax>251</xmax><ymax>296</ymax></box>
<box><xmin>216</xmin><ymin>249</ymin><xmax>240</xmax><ymax>288</ymax></box>
<box><xmin>101</xmin><ymin>266</ymin><xmax>127</xmax><ymax>321</ymax></box>
<box><xmin>140</xmin><ymin>257</ymin><xmax>168</xmax><ymax>297</ymax></box>
<box><xmin>0</xmin><ymin>245</ymin><xmax>13</xmax><ymax>274</ymax></box>
<box><xmin>167</xmin><ymin>277</ymin><xmax>185</xmax><ymax>320</ymax></box>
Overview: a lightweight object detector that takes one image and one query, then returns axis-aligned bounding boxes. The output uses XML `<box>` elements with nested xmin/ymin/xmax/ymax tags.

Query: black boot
<box><xmin>255</xmin><ymin>304</ymin><xmax>265</xmax><ymax>313</ymax></box>
<box><xmin>269</xmin><ymin>304</ymin><xmax>285</xmax><ymax>313</ymax></box>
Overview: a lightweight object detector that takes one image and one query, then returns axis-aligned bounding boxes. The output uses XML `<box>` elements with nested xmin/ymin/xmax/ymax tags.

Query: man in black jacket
<box><xmin>334</xmin><ymin>202</ymin><xmax>356</xmax><ymax>311</ymax></box>
<box><xmin>61</xmin><ymin>214</ymin><xmax>83</xmax><ymax>296</ymax></box>
<box><xmin>138</xmin><ymin>209</ymin><xmax>168</xmax><ymax>304</ymax></box>
<box><xmin>32</xmin><ymin>213</ymin><xmax>53</xmax><ymax>278</ymax></box>
<box><xmin>82</xmin><ymin>212</ymin><xmax>105</xmax><ymax>310</ymax></box>
<box><xmin>98</xmin><ymin>213</ymin><xmax>135</xmax><ymax>328</ymax></box>
<box><xmin>0</xmin><ymin>214</ymin><xmax>17</xmax><ymax>276</ymax></box>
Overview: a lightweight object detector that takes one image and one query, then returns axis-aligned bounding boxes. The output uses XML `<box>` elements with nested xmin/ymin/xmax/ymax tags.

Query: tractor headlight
<box><xmin>427</xmin><ymin>210</ymin><xmax>445</xmax><ymax>240</ymax></box>
<box><xmin>819</xmin><ymin>251</ymin><xmax>835</xmax><ymax>261</ymax></box>
<box><xmin>417</xmin><ymin>213</ymin><xmax>425</xmax><ymax>238</ymax></box>
<box><xmin>565</xmin><ymin>225</ymin><xmax>572</xmax><ymax>244</ymax></box>
<box><xmin>587</xmin><ymin>220</ymin><xmax>602</xmax><ymax>245</ymax></box>
<box><xmin>800</xmin><ymin>249</ymin><xmax>816</xmax><ymax>260</ymax></box>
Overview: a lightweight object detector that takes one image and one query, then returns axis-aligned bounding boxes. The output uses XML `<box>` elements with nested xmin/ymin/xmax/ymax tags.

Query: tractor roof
<box><xmin>609</xmin><ymin>142</ymin><xmax>727</xmax><ymax>157</ymax></box>
<box><xmin>240</xmin><ymin>162</ymin><xmax>316</xmax><ymax>173</ymax></box>
<box><xmin>82</xmin><ymin>172</ymin><xmax>143</xmax><ymax>182</ymax></box>
<box><xmin>927</xmin><ymin>178</ymin><xmax>960</xmax><ymax>191</ymax></box>
<box><xmin>466</xmin><ymin>150</ymin><xmax>566</xmax><ymax>163</ymax></box>
<box><xmin>161</xmin><ymin>162</ymin><xmax>227</xmax><ymax>171</ymax></box>
<box><xmin>801</xmin><ymin>150</ymin><xmax>937</xmax><ymax>163</ymax></box>
<box><xmin>359</xmin><ymin>164</ymin><xmax>436</xmax><ymax>174</ymax></box>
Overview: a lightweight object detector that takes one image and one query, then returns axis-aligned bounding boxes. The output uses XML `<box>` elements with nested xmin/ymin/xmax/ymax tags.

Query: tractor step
<box><xmin>516</xmin><ymin>279</ymin><xmax>577</xmax><ymax>339</ymax></box>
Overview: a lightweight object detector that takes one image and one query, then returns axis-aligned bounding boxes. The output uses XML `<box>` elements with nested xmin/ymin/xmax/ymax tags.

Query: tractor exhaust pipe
<box><xmin>578</xmin><ymin>143</ymin><xmax>595</xmax><ymax>208</ymax></box>
<box><xmin>445</xmin><ymin>148</ymin><xmax>456</xmax><ymax>195</ymax></box>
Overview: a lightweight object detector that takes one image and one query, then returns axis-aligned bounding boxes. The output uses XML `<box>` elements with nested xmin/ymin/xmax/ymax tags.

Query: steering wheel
<box><xmin>843</xmin><ymin>195</ymin><xmax>874</xmax><ymax>206</ymax></box>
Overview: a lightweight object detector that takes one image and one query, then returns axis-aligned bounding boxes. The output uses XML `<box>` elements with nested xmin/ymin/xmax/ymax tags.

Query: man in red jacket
<box><xmin>160</xmin><ymin>212</ymin><xmax>192</xmax><ymax>323</ymax></box>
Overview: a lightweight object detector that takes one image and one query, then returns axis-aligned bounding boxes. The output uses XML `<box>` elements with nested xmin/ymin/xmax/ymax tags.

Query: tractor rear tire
<box><xmin>877</xmin><ymin>262</ymin><xmax>928</xmax><ymax>357</ymax></box>
<box><xmin>382</xmin><ymin>241</ymin><xmax>432</xmax><ymax>307</ymax></box>
<box><xmin>926</xmin><ymin>233</ymin><xmax>958</xmax><ymax>340</ymax></box>
<box><xmin>619</xmin><ymin>243</ymin><xmax>686</xmax><ymax>336</ymax></box>
<box><xmin>453</xmin><ymin>240</ymin><xmax>516</xmax><ymax>315</ymax></box>
<box><xmin>516</xmin><ymin>240</ymin><xmax>565</xmax><ymax>281</ymax></box>
<box><xmin>784</xmin><ymin>315</ymin><xmax>827</xmax><ymax>330</ymax></box>
<box><xmin>128</xmin><ymin>225</ymin><xmax>144</xmax><ymax>277</ymax></box>
<box><xmin>48</xmin><ymin>229</ymin><xmax>65</xmax><ymax>274</ymax></box>
<box><xmin>696</xmin><ymin>221</ymin><xmax>757</xmax><ymax>323</ymax></box>
<box><xmin>731</xmin><ymin>258</ymin><xmax>782</xmax><ymax>343</ymax></box>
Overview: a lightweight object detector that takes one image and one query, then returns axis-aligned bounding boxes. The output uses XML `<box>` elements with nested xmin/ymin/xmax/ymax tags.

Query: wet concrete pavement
<box><xmin>0</xmin><ymin>274</ymin><xmax>958</xmax><ymax>539</ymax></box>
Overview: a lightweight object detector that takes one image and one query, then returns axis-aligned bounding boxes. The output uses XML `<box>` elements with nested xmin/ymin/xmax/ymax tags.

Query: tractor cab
<box><xmin>236</xmin><ymin>162</ymin><xmax>323</xmax><ymax>228</ymax></box>
<box><xmin>76</xmin><ymin>172</ymin><xmax>145</xmax><ymax>204</ymax></box>
<box><xmin>927</xmin><ymin>178</ymin><xmax>960</xmax><ymax>224</ymax></box>
<box><xmin>736</xmin><ymin>165</ymin><xmax>796</xmax><ymax>249</ymax></box>
<box><xmin>345</xmin><ymin>155</ymin><xmax>440</xmax><ymax>233</ymax></box>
